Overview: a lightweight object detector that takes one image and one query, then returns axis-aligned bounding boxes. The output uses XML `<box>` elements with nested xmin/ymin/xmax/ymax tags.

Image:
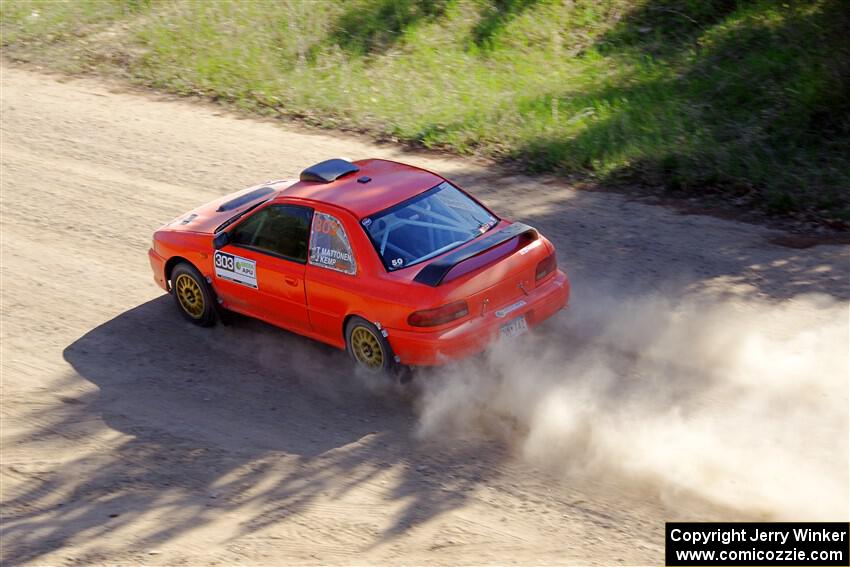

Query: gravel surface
<box><xmin>1</xmin><ymin>65</ymin><xmax>847</xmax><ymax>566</ymax></box>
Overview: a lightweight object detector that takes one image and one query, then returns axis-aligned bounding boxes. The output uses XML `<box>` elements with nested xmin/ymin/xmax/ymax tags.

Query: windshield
<box><xmin>362</xmin><ymin>182</ymin><xmax>498</xmax><ymax>271</ymax></box>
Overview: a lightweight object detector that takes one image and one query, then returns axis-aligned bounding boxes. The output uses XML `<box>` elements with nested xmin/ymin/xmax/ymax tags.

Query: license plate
<box><xmin>500</xmin><ymin>315</ymin><xmax>528</xmax><ymax>340</ymax></box>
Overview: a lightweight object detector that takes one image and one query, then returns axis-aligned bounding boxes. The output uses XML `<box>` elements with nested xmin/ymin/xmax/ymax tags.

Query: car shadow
<box><xmin>1</xmin><ymin>296</ymin><xmax>506</xmax><ymax>564</ymax></box>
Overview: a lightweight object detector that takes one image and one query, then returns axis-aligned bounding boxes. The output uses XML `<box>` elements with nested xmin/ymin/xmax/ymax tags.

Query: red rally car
<box><xmin>149</xmin><ymin>158</ymin><xmax>570</xmax><ymax>372</ymax></box>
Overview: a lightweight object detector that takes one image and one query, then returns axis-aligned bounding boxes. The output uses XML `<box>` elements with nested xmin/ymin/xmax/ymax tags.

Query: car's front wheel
<box><xmin>345</xmin><ymin>316</ymin><xmax>396</xmax><ymax>373</ymax></box>
<box><xmin>171</xmin><ymin>262</ymin><xmax>216</xmax><ymax>327</ymax></box>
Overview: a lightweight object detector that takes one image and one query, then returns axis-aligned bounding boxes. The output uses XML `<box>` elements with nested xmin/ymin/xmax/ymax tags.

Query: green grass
<box><xmin>2</xmin><ymin>0</ymin><xmax>848</xmax><ymax>218</ymax></box>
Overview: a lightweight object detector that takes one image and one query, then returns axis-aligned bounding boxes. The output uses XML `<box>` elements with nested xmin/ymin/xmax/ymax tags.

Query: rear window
<box><xmin>361</xmin><ymin>182</ymin><xmax>498</xmax><ymax>271</ymax></box>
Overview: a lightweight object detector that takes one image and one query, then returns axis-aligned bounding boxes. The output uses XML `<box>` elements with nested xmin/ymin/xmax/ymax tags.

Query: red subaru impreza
<box><xmin>149</xmin><ymin>158</ymin><xmax>570</xmax><ymax>371</ymax></box>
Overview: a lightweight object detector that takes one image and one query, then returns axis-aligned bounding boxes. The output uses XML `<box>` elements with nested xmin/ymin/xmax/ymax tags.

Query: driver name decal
<box><xmin>308</xmin><ymin>212</ymin><xmax>357</xmax><ymax>275</ymax></box>
<box><xmin>214</xmin><ymin>251</ymin><xmax>257</xmax><ymax>288</ymax></box>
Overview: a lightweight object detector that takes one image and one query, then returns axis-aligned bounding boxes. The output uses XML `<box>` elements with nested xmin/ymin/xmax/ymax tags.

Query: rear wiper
<box><xmin>215</xmin><ymin>198</ymin><xmax>270</xmax><ymax>233</ymax></box>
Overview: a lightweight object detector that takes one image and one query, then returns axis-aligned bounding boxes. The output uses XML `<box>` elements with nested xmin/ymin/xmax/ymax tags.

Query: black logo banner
<box><xmin>666</xmin><ymin>522</ymin><xmax>849</xmax><ymax>566</ymax></box>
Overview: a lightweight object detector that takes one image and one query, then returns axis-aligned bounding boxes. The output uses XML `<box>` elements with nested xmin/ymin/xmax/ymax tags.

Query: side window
<box><xmin>309</xmin><ymin>212</ymin><xmax>356</xmax><ymax>275</ymax></box>
<box><xmin>230</xmin><ymin>205</ymin><xmax>312</xmax><ymax>262</ymax></box>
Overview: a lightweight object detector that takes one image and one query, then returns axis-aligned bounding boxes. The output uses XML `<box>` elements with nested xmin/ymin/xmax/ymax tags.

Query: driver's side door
<box><xmin>213</xmin><ymin>204</ymin><xmax>312</xmax><ymax>333</ymax></box>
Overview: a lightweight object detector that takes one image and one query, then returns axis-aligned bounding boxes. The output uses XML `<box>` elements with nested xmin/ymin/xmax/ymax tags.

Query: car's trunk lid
<box><xmin>414</xmin><ymin>222</ymin><xmax>552</xmax><ymax>316</ymax></box>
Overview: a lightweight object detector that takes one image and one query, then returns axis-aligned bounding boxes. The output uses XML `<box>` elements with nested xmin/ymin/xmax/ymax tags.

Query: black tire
<box><xmin>171</xmin><ymin>262</ymin><xmax>217</xmax><ymax>327</ymax></box>
<box><xmin>345</xmin><ymin>316</ymin><xmax>397</xmax><ymax>373</ymax></box>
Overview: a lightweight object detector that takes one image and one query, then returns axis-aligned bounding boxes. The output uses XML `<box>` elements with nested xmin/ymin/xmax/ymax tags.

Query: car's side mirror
<box><xmin>213</xmin><ymin>231</ymin><xmax>230</xmax><ymax>250</ymax></box>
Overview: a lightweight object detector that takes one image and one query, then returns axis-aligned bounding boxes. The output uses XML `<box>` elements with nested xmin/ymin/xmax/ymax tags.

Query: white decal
<box><xmin>494</xmin><ymin>299</ymin><xmax>527</xmax><ymax>319</ymax></box>
<box><xmin>214</xmin><ymin>251</ymin><xmax>257</xmax><ymax>288</ymax></box>
<box><xmin>391</xmin><ymin>258</ymin><xmax>404</xmax><ymax>267</ymax></box>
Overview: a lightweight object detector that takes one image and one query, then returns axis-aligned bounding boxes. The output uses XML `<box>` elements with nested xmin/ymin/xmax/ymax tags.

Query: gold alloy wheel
<box><xmin>350</xmin><ymin>326</ymin><xmax>384</xmax><ymax>369</ymax></box>
<box><xmin>175</xmin><ymin>274</ymin><xmax>205</xmax><ymax>319</ymax></box>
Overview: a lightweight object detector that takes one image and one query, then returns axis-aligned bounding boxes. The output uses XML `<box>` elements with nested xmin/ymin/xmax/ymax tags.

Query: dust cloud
<box><xmin>414</xmin><ymin>285</ymin><xmax>849</xmax><ymax>520</ymax></box>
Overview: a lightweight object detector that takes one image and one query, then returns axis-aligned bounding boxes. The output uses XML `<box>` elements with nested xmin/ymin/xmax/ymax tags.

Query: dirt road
<box><xmin>1</xmin><ymin>65</ymin><xmax>847</xmax><ymax>566</ymax></box>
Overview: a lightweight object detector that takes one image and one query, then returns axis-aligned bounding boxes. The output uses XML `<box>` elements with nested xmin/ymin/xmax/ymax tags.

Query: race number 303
<box><xmin>214</xmin><ymin>252</ymin><xmax>234</xmax><ymax>271</ymax></box>
<box><xmin>213</xmin><ymin>251</ymin><xmax>257</xmax><ymax>289</ymax></box>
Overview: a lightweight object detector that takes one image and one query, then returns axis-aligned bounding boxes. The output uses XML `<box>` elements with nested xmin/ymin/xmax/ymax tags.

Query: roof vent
<box><xmin>357</xmin><ymin>176</ymin><xmax>371</xmax><ymax>184</ymax></box>
<box><xmin>300</xmin><ymin>158</ymin><xmax>360</xmax><ymax>183</ymax></box>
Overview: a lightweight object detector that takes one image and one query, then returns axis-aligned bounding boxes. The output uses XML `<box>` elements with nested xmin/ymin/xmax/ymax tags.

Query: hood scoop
<box><xmin>216</xmin><ymin>186</ymin><xmax>275</xmax><ymax>212</ymax></box>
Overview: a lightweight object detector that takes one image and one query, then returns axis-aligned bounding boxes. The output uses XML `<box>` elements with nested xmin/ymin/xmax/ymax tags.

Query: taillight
<box><xmin>535</xmin><ymin>254</ymin><xmax>557</xmax><ymax>282</ymax></box>
<box><xmin>408</xmin><ymin>301</ymin><xmax>469</xmax><ymax>327</ymax></box>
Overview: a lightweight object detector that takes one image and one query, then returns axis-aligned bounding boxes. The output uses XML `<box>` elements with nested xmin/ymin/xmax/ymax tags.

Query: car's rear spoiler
<box><xmin>413</xmin><ymin>222</ymin><xmax>538</xmax><ymax>287</ymax></box>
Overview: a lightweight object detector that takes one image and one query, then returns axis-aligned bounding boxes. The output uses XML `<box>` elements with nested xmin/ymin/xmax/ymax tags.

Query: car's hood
<box><xmin>163</xmin><ymin>181</ymin><xmax>290</xmax><ymax>234</ymax></box>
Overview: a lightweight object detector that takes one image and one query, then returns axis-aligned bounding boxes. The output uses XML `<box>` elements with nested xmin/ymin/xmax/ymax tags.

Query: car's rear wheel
<box><xmin>345</xmin><ymin>316</ymin><xmax>396</xmax><ymax>373</ymax></box>
<box><xmin>171</xmin><ymin>262</ymin><xmax>216</xmax><ymax>327</ymax></box>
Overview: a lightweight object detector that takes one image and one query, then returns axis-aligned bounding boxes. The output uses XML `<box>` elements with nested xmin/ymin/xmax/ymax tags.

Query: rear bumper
<box><xmin>148</xmin><ymin>248</ymin><xmax>168</xmax><ymax>291</ymax></box>
<box><xmin>387</xmin><ymin>270</ymin><xmax>570</xmax><ymax>366</ymax></box>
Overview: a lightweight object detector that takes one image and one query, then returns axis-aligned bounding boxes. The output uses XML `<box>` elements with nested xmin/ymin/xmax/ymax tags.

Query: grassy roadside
<box><xmin>2</xmin><ymin>0</ymin><xmax>848</xmax><ymax>223</ymax></box>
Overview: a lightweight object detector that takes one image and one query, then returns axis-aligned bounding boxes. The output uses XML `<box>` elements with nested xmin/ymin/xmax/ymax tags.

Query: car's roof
<box><xmin>274</xmin><ymin>159</ymin><xmax>443</xmax><ymax>218</ymax></box>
